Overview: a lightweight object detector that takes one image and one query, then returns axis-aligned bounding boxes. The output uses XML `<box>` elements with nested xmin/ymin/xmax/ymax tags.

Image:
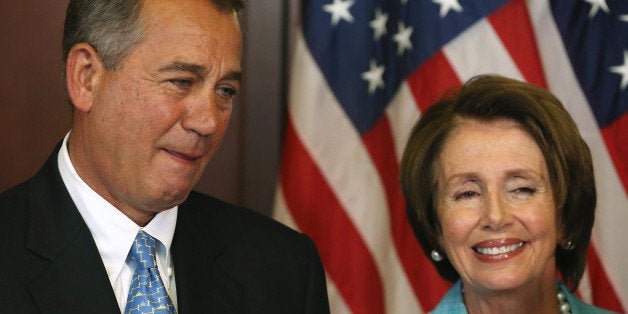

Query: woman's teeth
<box><xmin>474</xmin><ymin>242</ymin><xmax>524</xmax><ymax>255</ymax></box>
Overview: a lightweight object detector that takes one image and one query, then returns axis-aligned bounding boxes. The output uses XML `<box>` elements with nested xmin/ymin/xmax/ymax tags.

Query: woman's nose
<box><xmin>481</xmin><ymin>193</ymin><xmax>513</xmax><ymax>231</ymax></box>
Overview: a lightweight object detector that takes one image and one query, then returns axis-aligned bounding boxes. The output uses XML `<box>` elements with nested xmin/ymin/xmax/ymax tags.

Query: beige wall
<box><xmin>0</xmin><ymin>1</ymin><xmax>285</xmax><ymax>215</ymax></box>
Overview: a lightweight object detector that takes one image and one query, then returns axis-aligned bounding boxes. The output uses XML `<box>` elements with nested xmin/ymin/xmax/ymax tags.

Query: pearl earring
<box><xmin>430</xmin><ymin>249</ymin><xmax>443</xmax><ymax>262</ymax></box>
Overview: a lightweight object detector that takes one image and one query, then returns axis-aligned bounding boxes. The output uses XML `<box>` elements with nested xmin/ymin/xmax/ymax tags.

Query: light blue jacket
<box><xmin>430</xmin><ymin>280</ymin><xmax>617</xmax><ymax>313</ymax></box>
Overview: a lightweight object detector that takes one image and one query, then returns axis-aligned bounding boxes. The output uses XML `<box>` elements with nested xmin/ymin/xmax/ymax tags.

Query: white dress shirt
<box><xmin>57</xmin><ymin>132</ymin><xmax>178</xmax><ymax>312</ymax></box>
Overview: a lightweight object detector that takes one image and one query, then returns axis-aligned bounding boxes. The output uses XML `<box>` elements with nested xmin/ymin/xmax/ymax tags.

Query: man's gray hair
<box><xmin>63</xmin><ymin>0</ymin><xmax>144</xmax><ymax>73</ymax></box>
<box><xmin>62</xmin><ymin>0</ymin><xmax>244</xmax><ymax>77</ymax></box>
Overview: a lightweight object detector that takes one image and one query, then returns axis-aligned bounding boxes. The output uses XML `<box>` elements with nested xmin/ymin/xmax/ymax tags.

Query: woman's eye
<box><xmin>454</xmin><ymin>190</ymin><xmax>479</xmax><ymax>201</ymax></box>
<box><xmin>512</xmin><ymin>187</ymin><xmax>537</xmax><ymax>195</ymax></box>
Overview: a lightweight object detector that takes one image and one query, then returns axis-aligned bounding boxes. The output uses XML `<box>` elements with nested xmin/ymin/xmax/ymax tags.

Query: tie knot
<box><xmin>129</xmin><ymin>231</ymin><xmax>158</xmax><ymax>270</ymax></box>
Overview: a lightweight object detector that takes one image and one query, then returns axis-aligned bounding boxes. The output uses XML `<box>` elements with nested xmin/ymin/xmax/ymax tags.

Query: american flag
<box><xmin>273</xmin><ymin>0</ymin><xmax>628</xmax><ymax>313</ymax></box>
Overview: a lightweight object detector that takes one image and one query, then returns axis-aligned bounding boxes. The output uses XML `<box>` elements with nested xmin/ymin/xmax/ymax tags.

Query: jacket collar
<box><xmin>25</xmin><ymin>145</ymin><xmax>244</xmax><ymax>313</ymax></box>
<box><xmin>173</xmin><ymin>194</ymin><xmax>245</xmax><ymax>314</ymax></box>
<box><xmin>25</xmin><ymin>145</ymin><xmax>119</xmax><ymax>313</ymax></box>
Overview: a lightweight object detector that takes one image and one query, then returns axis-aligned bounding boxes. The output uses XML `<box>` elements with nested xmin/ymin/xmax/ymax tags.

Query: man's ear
<box><xmin>65</xmin><ymin>43</ymin><xmax>106</xmax><ymax>113</ymax></box>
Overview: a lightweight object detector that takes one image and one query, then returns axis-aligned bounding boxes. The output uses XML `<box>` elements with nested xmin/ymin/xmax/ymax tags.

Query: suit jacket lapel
<box><xmin>173</xmin><ymin>201</ymin><xmax>244</xmax><ymax>314</ymax></box>
<box><xmin>25</xmin><ymin>147</ymin><xmax>119</xmax><ymax>313</ymax></box>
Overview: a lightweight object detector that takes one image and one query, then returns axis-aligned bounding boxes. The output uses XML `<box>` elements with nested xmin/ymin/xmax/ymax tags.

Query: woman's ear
<box><xmin>65</xmin><ymin>43</ymin><xmax>105</xmax><ymax>113</ymax></box>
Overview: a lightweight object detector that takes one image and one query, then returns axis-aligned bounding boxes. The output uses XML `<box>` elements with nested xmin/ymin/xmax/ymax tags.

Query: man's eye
<box><xmin>169</xmin><ymin>79</ymin><xmax>193</xmax><ymax>88</ymax></box>
<box><xmin>454</xmin><ymin>190</ymin><xmax>479</xmax><ymax>201</ymax></box>
<box><xmin>217</xmin><ymin>86</ymin><xmax>237</xmax><ymax>98</ymax></box>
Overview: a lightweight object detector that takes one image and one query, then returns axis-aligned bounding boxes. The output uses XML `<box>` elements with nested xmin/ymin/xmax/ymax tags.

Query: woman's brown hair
<box><xmin>400</xmin><ymin>75</ymin><xmax>596</xmax><ymax>290</ymax></box>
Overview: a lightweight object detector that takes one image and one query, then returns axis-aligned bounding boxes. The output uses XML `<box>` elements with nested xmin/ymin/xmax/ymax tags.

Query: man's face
<box><xmin>70</xmin><ymin>0</ymin><xmax>242</xmax><ymax>222</ymax></box>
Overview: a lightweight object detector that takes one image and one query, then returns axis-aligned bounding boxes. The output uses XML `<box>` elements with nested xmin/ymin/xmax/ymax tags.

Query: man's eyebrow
<box><xmin>158</xmin><ymin>62</ymin><xmax>208</xmax><ymax>76</ymax></box>
<box><xmin>222</xmin><ymin>70</ymin><xmax>242</xmax><ymax>83</ymax></box>
<box><xmin>158</xmin><ymin>62</ymin><xmax>242</xmax><ymax>83</ymax></box>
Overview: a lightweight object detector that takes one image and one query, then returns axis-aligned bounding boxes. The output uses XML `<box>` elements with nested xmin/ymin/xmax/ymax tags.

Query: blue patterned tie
<box><xmin>124</xmin><ymin>231</ymin><xmax>176</xmax><ymax>314</ymax></box>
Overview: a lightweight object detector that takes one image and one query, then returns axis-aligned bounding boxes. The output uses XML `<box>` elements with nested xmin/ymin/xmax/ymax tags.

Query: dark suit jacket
<box><xmin>0</xmin><ymin>147</ymin><xmax>330</xmax><ymax>314</ymax></box>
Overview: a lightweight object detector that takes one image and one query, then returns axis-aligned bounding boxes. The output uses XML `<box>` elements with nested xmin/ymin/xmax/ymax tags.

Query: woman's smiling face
<box><xmin>435</xmin><ymin>118</ymin><xmax>558</xmax><ymax>295</ymax></box>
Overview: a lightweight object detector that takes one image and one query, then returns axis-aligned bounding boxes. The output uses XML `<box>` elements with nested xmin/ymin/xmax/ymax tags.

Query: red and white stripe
<box><xmin>529</xmin><ymin>1</ymin><xmax>628</xmax><ymax>310</ymax></box>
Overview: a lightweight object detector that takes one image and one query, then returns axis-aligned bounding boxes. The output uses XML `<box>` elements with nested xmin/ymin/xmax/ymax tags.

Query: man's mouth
<box><xmin>165</xmin><ymin>149</ymin><xmax>199</xmax><ymax>162</ymax></box>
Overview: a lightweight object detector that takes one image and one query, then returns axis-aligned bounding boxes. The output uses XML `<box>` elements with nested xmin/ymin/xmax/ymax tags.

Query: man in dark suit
<box><xmin>0</xmin><ymin>0</ymin><xmax>330</xmax><ymax>313</ymax></box>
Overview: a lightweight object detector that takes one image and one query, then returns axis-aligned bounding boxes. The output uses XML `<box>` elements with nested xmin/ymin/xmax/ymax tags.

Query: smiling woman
<box><xmin>436</xmin><ymin>118</ymin><xmax>558</xmax><ymax>292</ymax></box>
<box><xmin>399</xmin><ymin>75</ymin><xmax>614</xmax><ymax>314</ymax></box>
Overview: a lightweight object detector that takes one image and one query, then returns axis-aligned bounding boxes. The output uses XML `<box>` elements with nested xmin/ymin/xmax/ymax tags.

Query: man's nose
<box><xmin>182</xmin><ymin>94</ymin><xmax>227</xmax><ymax>137</ymax></box>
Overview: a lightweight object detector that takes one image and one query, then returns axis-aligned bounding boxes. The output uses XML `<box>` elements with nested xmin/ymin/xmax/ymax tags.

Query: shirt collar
<box><xmin>57</xmin><ymin>132</ymin><xmax>177</xmax><ymax>281</ymax></box>
<box><xmin>431</xmin><ymin>280</ymin><xmax>468</xmax><ymax>314</ymax></box>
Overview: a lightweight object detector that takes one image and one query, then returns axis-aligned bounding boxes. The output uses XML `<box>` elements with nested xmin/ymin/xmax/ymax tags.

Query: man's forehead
<box><xmin>139</xmin><ymin>0</ymin><xmax>235</xmax><ymax>20</ymax></box>
<box><xmin>138</xmin><ymin>0</ymin><xmax>241</xmax><ymax>41</ymax></box>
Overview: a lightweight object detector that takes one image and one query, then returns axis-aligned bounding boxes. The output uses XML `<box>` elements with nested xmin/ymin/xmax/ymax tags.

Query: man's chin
<box><xmin>151</xmin><ymin>186</ymin><xmax>193</xmax><ymax>209</ymax></box>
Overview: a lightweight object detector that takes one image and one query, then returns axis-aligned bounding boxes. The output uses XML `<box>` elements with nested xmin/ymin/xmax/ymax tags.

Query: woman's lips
<box><xmin>472</xmin><ymin>238</ymin><xmax>526</xmax><ymax>263</ymax></box>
